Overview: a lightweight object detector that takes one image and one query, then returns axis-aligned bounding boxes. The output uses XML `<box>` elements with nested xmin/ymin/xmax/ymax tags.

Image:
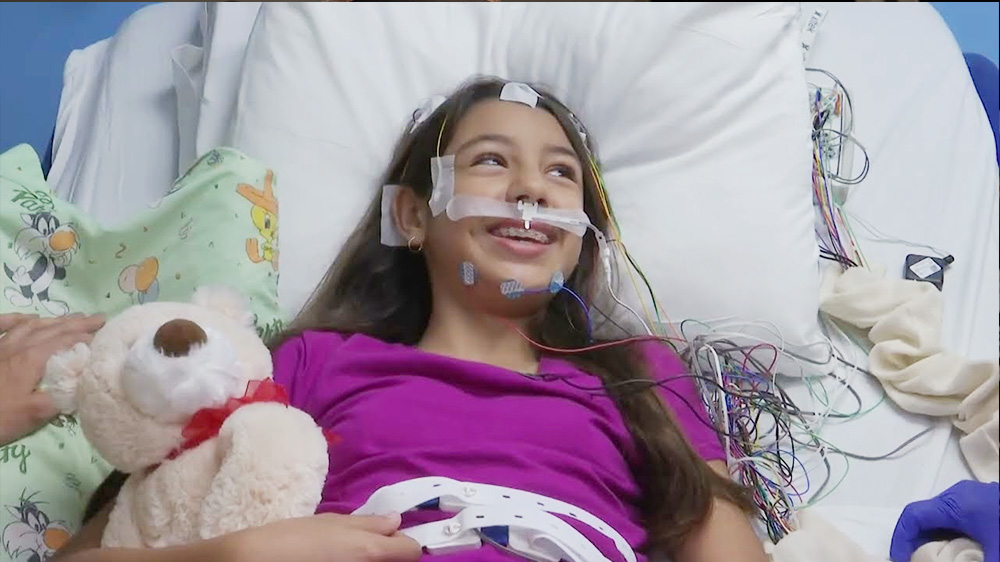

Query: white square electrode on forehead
<box><xmin>232</xmin><ymin>2</ymin><xmax>824</xmax><ymax>348</ymax></box>
<box><xmin>499</xmin><ymin>82</ymin><xmax>540</xmax><ymax>108</ymax></box>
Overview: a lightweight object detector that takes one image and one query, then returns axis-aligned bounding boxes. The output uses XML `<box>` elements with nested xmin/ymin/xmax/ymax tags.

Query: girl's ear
<box><xmin>393</xmin><ymin>185</ymin><xmax>429</xmax><ymax>246</ymax></box>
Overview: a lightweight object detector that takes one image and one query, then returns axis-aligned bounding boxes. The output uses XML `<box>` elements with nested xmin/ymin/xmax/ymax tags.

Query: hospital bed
<box><xmin>791</xmin><ymin>4</ymin><xmax>998</xmax><ymax>554</ymax></box>
<box><xmin>24</xmin><ymin>1</ymin><xmax>1000</xmax><ymax>559</ymax></box>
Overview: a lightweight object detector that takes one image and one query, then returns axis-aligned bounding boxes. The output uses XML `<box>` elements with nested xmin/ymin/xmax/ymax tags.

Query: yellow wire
<box><xmin>589</xmin><ymin>159</ymin><xmax>679</xmax><ymax>338</ymax></box>
<box><xmin>621</xmin><ymin>242</ymin><xmax>659</xmax><ymax>331</ymax></box>
<box><xmin>815</xmin><ymin>134</ymin><xmax>868</xmax><ymax>269</ymax></box>
<box><xmin>589</xmin><ymin>166</ymin><xmax>657</xmax><ymax>332</ymax></box>
<box><xmin>838</xmin><ymin>207</ymin><xmax>868</xmax><ymax>269</ymax></box>
<box><xmin>436</xmin><ymin>113</ymin><xmax>449</xmax><ymax>158</ymax></box>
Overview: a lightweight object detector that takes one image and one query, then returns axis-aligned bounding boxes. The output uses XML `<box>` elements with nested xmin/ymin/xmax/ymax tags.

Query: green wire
<box><xmin>623</xmin><ymin>246</ymin><xmax>667</xmax><ymax>328</ymax></box>
<box><xmin>593</xmin><ymin>162</ymin><xmax>673</xmax><ymax>346</ymax></box>
<box><xmin>853</xmin><ymin>387</ymin><xmax>886</xmax><ymax>419</ymax></box>
<box><xmin>803</xmin><ymin>375</ymin><xmax>832</xmax><ymax>409</ymax></box>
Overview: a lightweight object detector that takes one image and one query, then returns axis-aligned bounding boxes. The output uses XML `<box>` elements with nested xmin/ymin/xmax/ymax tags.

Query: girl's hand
<box><xmin>223</xmin><ymin>512</ymin><xmax>422</xmax><ymax>562</ymax></box>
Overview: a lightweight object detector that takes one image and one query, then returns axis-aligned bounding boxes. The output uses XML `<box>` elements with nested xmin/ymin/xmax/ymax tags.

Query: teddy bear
<box><xmin>42</xmin><ymin>287</ymin><xmax>330</xmax><ymax>548</ymax></box>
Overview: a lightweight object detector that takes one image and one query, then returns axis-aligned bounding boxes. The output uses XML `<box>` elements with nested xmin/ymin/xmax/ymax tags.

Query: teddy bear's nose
<box><xmin>153</xmin><ymin>319</ymin><xmax>208</xmax><ymax>357</ymax></box>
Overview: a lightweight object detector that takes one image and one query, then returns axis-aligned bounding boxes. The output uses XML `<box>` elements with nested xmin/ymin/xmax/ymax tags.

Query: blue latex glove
<box><xmin>890</xmin><ymin>480</ymin><xmax>999</xmax><ymax>562</ymax></box>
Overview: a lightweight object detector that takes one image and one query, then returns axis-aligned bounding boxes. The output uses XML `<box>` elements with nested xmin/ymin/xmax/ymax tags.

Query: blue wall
<box><xmin>932</xmin><ymin>2</ymin><xmax>999</xmax><ymax>66</ymax></box>
<box><xmin>0</xmin><ymin>2</ymin><xmax>997</xmax><ymax>158</ymax></box>
<box><xmin>0</xmin><ymin>2</ymin><xmax>151</xmax><ymax>155</ymax></box>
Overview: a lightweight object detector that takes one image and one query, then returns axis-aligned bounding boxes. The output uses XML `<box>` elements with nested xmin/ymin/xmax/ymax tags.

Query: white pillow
<box><xmin>48</xmin><ymin>1</ymin><xmax>202</xmax><ymax>227</ymax></box>
<box><xmin>193</xmin><ymin>2</ymin><xmax>262</xmax><ymax>160</ymax></box>
<box><xmin>172</xmin><ymin>2</ymin><xmax>262</xmax><ymax>174</ymax></box>
<box><xmin>231</xmin><ymin>2</ymin><xmax>822</xmax><ymax>344</ymax></box>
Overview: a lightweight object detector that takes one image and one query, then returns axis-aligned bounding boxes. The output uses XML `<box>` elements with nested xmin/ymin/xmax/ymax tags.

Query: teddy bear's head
<box><xmin>43</xmin><ymin>287</ymin><xmax>274</xmax><ymax>472</ymax></box>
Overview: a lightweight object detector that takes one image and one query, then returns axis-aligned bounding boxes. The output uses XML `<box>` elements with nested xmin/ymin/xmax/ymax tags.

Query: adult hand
<box><xmin>890</xmin><ymin>480</ymin><xmax>1000</xmax><ymax>562</ymax></box>
<box><xmin>0</xmin><ymin>313</ymin><xmax>105</xmax><ymax>445</ymax></box>
<box><xmin>223</xmin><ymin>512</ymin><xmax>422</xmax><ymax>562</ymax></box>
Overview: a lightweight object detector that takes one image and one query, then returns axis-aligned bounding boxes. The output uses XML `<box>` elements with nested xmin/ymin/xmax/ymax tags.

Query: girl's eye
<box><xmin>472</xmin><ymin>153</ymin><xmax>505</xmax><ymax>167</ymax></box>
<box><xmin>548</xmin><ymin>165</ymin><xmax>577</xmax><ymax>181</ymax></box>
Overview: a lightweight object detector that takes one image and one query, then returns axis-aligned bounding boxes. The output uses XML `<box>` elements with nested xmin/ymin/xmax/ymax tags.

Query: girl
<box><xmin>57</xmin><ymin>77</ymin><xmax>766</xmax><ymax>562</ymax></box>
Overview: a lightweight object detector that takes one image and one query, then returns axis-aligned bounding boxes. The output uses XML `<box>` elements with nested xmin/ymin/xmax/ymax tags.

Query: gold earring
<box><xmin>407</xmin><ymin>236</ymin><xmax>423</xmax><ymax>253</ymax></box>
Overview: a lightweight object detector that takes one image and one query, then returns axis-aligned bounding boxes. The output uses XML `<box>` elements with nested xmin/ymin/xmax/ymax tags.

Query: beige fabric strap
<box><xmin>767</xmin><ymin>510</ymin><xmax>983</xmax><ymax>562</ymax></box>
<box><xmin>819</xmin><ymin>266</ymin><xmax>999</xmax><ymax>481</ymax></box>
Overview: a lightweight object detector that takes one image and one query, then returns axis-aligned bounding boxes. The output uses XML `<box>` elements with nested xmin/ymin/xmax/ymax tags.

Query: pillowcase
<box><xmin>173</xmin><ymin>2</ymin><xmax>264</xmax><ymax>173</ymax></box>
<box><xmin>193</xmin><ymin>2</ymin><xmax>263</xmax><ymax>161</ymax></box>
<box><xmin>230</xmin><ymin>2</ymin><xmax>823</xmax><ymax>345</ymax></box>
<box><xmin>0</xmin><ymin>145</ymin><xmax>282</xmax><ymax>561</ymax></box>
<box><xmin>47</xmin><ymin>2</ymin><xmax>202</xmax><ymax>227</ymax></box>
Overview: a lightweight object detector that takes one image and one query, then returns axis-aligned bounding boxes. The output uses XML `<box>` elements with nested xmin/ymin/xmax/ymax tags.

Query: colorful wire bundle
<box><xmin>510</xmin><ymin>317</ymin><xmax>934</xmax><ymax>544</ymax></box>
<box><xmin>807</xmin><ymin>68</ymin><xmax>870</xmax><ymax>270</ymax></box>
<box><xmin>586</xmin><ymin>158</ymin><xmax>682</xmax><ymax>350</ymax></box>
<box><xmin>685</xmin><ymin>336</ymin><xmax>806</xmax><ymax>541</ymax></box>
<box><xmin>678</xmin><ymin>319</ymin><xmax>935</xmax><ymax>542</ymax></box>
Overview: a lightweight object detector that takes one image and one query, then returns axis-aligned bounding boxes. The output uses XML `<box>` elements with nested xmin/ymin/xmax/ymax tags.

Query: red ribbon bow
<box><xmin>164</xmin><ymin>379</ymin><xmax>338</xmax><ymax>461</ymax></box>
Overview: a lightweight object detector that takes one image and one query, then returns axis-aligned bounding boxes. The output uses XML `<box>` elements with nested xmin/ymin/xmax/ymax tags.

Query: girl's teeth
<box><xmin>494</xmin><ymin>227</ymin><xmax>549</xmax><ymax>243</ymax></box>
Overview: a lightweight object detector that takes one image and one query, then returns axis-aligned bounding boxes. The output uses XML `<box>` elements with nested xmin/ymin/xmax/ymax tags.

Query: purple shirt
<box><xmin>273</xmin><ymin>331</ymin><xmax>724</xmax><ymax>562</ymax></box>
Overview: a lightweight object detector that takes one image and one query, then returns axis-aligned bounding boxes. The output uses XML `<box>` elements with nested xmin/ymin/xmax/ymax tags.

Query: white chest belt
<box><xmin>352</xmin><ymin>477</ymin><xmax>637</xmax><ymax>562</ymax></box>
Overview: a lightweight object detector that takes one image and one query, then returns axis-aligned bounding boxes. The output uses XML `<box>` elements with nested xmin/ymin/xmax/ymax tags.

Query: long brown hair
<box><xmin>275</xmin><ymin>77</ymin><xmax>751</xmax><ymax>556</ymax></box>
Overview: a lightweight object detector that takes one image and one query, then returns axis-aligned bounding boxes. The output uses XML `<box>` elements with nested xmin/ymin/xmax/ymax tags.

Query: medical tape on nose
<box><xmin>380</xmin><ymin>163</ymin><xmax>591</xmax><ymax>246</ymax></box>
<box><xmin>353</xmin><ymin>476</ymin><xmax>636</xmax><ymax>562</ymax></box>
<box><xmin>446</xmin><ymin>195</ymin><xmax>591</xmax><ymax>237</ymax></box>
<box><xmin>427</xmin><ymin>154</ymin><xmax>592</xmax><ymax>236</ymax></box>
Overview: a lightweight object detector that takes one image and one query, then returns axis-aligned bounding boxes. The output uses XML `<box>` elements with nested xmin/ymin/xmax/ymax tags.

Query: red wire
<box><xmin>740</xmin><ymin>343</ymin><xmax>779</xmax><ymax>376</ymax></box>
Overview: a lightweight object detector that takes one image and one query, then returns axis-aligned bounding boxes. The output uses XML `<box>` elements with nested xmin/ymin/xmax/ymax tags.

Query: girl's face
<box><xmin>422</xmin><ymin>99</ymin><xmax>587</xmax><ymax>315</ymax></box>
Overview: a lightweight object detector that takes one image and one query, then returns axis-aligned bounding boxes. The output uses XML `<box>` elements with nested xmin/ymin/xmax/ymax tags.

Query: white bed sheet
<box><xmin>797</xmin><ymin>2</ymin><xmax>999</xmax><ymax>556</ymax></box>
<box><xmin>47</xmin><ymin>2</ymin><xmax>202</xmax><ymax>227</ymax></box>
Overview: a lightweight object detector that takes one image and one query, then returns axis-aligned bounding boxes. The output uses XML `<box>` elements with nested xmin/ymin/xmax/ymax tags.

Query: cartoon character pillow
<box><xmin>0</xmin><ymin>144</ymin><xmax>284</xmax><ymax>562</ymax></box>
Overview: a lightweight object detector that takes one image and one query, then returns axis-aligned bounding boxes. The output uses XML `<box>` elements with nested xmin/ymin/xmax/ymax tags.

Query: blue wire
<box><xmin>752</xmin><ymin>448</ymin><xmax>811</xmax><ymax>500</ymax></box>
<box><xmin>517</xmin><ymin>284</ymin><xmax>593</xmax><ymax>342</ymax></box>
<box><xmin>559</xmin><ymin>285</ymin><xmax>593</xmax><ymax>343</ymax></box>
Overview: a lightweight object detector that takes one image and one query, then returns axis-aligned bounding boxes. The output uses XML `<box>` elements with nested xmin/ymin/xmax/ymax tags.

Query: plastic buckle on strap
<box><xmin>401</xmin><ymin>505</ymin><xmax>610</xmax><ymax>562</ymax></box>
<box><xmin>517</xmin><ymin>199</ymin><xmax>539</xmax><ymax>229</ymax></box>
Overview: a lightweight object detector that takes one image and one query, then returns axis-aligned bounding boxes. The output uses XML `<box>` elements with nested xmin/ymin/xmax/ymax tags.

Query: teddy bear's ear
<box><xmin>191</xmin><ymin>286</ymin><xmax>255</xmax><ymax>328</ymax></box>
<box><xmin>43</xmin><ymin>342</ymin><xmax>92</xmax><ymax>414</ymax></box>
